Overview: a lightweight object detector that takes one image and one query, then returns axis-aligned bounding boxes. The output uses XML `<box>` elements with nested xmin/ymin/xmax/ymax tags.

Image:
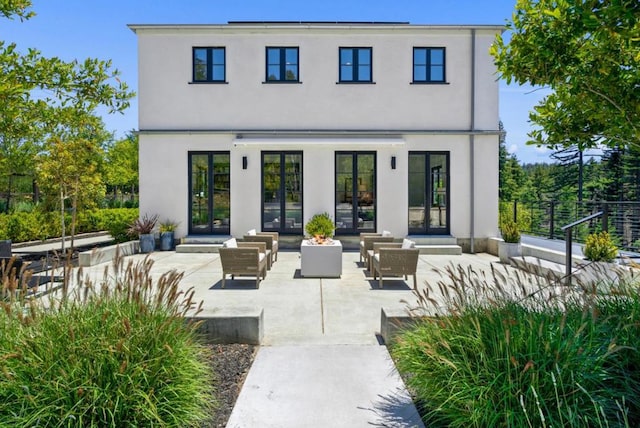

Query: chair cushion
<box><xmin>247</xmin><ymin>229</ymin><xmax>257</xmax><ymax>235</ymax></box>
<box><xmin>402</xmin><ymin>238</ymin><xmax>415</xmax><ymax>249</ymax></box>
<box><xmin>224</xmin><ymin>238</ymin><xmax>238</xmax><ymax>248</ymax></box>
<box><xmin>382</xmin><ymin>230</ymin><xmax>392</xmax><ymax>237</ymax></box>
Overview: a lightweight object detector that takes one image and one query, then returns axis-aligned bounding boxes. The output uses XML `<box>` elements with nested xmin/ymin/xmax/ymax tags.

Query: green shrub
<box><xmin>391</xmin><ymin>264</ymin><xmax>640</xmax><ymax>427</ymax></box>
<box><xmin>584</xmin><ymin>231</ymin><xmax>618</xmax><ymax>262</ymax></box>
<box><xmin>305</xmin><ymin>212</ymin><xmax>335</xmax><ymax>239</ymax></box>
<box><xmin>0</xmin><ymin>255</ymin><xmax>214</xmax><ymax>427</ymax></box>
<box><xmin>499</xmin><ymin>219</ymin><xmax>521</xmax><ymax>243</ymax></box>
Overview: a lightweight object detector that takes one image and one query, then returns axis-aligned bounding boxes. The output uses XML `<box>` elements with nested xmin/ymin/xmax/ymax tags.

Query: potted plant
<box><xmin>159</xmin><ymin>220</ymin><xmax>178</xmax><ymax>251</ymax></box>
<box><xmin>128</xmin><ymin>213</ymin><xmax>158</xmax><ymax>253</ymax></box>
<box><xmin>305</xmin><ymin>212</ymin><xmax>335</xmax><ymax>244</ymax></box>
<box><xmin>498</xmin><ymin>219</ymin><xmax>521</xmax><ymax>264</ymax></box>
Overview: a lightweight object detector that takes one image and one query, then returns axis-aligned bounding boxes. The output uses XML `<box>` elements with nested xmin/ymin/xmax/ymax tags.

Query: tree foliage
<box><xmin>492</xmin><ymin>0</ymin><xmax>640</xmax><ymax>150</ymax></box>
<box><xmin>0</xmin><ymin>0</ymin><xmax>134</xmax><ymax>213</ymax></box>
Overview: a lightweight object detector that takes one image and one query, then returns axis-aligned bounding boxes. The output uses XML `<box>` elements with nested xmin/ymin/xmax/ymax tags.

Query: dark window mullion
<box><xmin>279</xmin><ymin>49</ymin><xmax>286</xmax><ymax>81</ymax></box>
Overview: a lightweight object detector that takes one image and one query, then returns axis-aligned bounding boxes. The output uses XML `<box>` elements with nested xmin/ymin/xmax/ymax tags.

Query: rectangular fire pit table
<box><xmin>300</xmin><ymin>239</ymin><xmax>342</xmax><ymax>277</ymax></box>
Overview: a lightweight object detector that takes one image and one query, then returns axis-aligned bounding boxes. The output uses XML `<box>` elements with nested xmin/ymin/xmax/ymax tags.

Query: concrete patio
<box><xmin>63</xmin><ymin>248</ymin><xmax>528</xmax><ymax>427</ymax></box>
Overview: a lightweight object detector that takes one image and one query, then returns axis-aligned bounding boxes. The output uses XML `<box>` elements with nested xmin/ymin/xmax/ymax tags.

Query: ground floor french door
<box><xmin>408</xmin><ymin>152</ymin><xmax>449</xmax><ymax>235</ymax></box>
<box><xmin>335</xmin><ymin>152</ymin><xmax>376</xmax><ymax>234</ymax></box>
<box><xmin>262</xmin><ymin>152</ymin><xmax>303</xmax><ymax>234</ymax></box>
<box><xmin>188</xmin><ymin>152</ymin><xmax>230</xmax><ymax>234</ymax></box>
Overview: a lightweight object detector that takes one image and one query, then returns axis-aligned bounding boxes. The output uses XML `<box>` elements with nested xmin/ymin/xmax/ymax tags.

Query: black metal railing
<box><xmin>503</xmin><ymin>200</ymin><xmax>640</xmax><ymax>252</ymax></box>
<box><xmin>560</xmin><ymin>211</ymin><xmax>605</xmax><ymax>285</ymax></box>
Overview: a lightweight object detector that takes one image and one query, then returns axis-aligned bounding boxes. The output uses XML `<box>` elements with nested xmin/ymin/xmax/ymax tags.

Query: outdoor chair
<box><xmin>366</xmin><ymin>241</ymin><xmax>403</xmax><ymax>274</ymax></box>
<box><xmin>244</xmin><ymin>230</ymin><xmax>279</xmax><ymax>264</ymax></box>
<box><xmin>372</xmin><ymin>245</ymin><xmax>420</xmax><ymax>290</ymax></box>
<box><xmin>359</xmin><ymin>233</ymin><xmax>394</xmax><ymax>266</ymax></box>
<box><xmin>219</xmin><ymin>240</ymin><xmax>268</xmax><ymax>288</ymax></box>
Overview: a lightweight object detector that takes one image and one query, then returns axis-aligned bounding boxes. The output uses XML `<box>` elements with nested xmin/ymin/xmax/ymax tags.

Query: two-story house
<box><xmin>129</xmin><ymin>21</ymin><xmax>503</xmax><ymax>252</ymax></box>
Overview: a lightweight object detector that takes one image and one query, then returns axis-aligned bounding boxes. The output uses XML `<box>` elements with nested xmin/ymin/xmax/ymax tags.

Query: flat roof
<box><xmin>128</xmin><ymin>22</ymin><xmax>504</xmax><ymax>33</ymax></box>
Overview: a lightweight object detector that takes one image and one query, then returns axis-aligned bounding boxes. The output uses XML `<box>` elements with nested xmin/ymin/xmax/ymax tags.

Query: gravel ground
<box><xmin>203</xmin><ymin>344</ymin><xmax>257</xmax><ymax>427</ymax></box>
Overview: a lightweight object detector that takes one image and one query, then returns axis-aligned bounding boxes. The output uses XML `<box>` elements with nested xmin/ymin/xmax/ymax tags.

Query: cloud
<box><xmin>508</xmin><ymin>144</ymin><xmax>518</xmax><ymax>154</ymax></box>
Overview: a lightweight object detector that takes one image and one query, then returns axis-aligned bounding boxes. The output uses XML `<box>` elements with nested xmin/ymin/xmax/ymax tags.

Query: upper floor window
<box><xmin>413</xmin><ymin>47</ymin><xmax>445</xmax><ymax>83</ymax></box>
<box><xmin>339</xmin><ymin>47</ymin><xmax>372</xmax><ymax>83</ymax></box>
<box><xmin>193</xmin><ymin>47</ymin><xmax>225</xmax><ymax>83</ymax></box>
<box><xmin>266</xmin><ymin>47</ymin><xmax>299</xmax><ymax>82</ymax></box>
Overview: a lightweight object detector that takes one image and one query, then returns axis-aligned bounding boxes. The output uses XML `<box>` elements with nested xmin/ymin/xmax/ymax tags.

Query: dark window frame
<box><xmin>188</xmin><ymin>151</ymin><xmax>230</xmax><ymax>235</ymax></box>
<box><xmin>192</xmin><ymin>47</ymin><xmax>226</xmax><ymax>83</ymax></box>
<box><xmin>412</xmin><ymin>47</ymin><xmax>447</xmax><ymax>84</ymax></box>
<box><xmin>407</xmin><ymin>151</ymin><xmax>450</xmax><ymax>235</ymax></box>
<box><xmin>261</xmin><ymin>151</ymin><xmax>304</xmax><ymax>234</ymax></box>
<box><xmin>264</xmin><ymin>47</ymin><xmax>300</xmax><ymax>83</ymax></box>
<box><xmin>338</xmin><ymin>47</ymin><xmax>373</xmax><ymax>83</ymax></box>
<box><xmin>334</xmin><ymin>151</ymin><xmax>377</xmax><ymax>235</ymax></box>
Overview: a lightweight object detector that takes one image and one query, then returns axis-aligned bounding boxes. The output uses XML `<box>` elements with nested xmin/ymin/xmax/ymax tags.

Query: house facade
<box><xmin>129</xmin><ymin>21</ymin><xmax>502</xmax><ymax>252</ymax></box>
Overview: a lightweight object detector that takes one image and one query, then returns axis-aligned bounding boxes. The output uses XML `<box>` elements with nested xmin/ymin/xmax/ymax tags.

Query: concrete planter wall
<box><xmin>498</xmin><ymin>241</ymin><xmax>521</xmax><ymax>264</ymax></box>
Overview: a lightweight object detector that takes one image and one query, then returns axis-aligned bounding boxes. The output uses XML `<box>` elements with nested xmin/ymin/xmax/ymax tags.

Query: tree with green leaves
<box><xmin>0</xmin><ymin>0</ymin><xmax>134</xmax><ymax>215</ymax></box>
<box><xmin>492</xmin><ymin>0</ymin><xmax>640</xmax><ymax>151</ymax></box>
<box><xmin>104</xmin><ymin>132</ymin><xmax>139</xmax><ymax>205</ymax></box>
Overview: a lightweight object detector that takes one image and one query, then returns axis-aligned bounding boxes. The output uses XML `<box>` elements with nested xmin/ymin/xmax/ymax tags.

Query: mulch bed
<box><xmin>203</xmin><ymin>343</ymin><xmax>257</xmax><ymax>427</ymax></box>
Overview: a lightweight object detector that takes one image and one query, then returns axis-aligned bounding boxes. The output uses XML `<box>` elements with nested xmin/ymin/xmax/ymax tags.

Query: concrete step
<box><xmin>408</xmin><ymin>235</ymin><xmax>458</xmax><ymax>245</ymax></box>
<box><xmin>176</xmin><ymin>243</ymin><xmax>223</xmax><ymax>253</ymax></box>
<box><xmin>416</xmin><ymin>244</ymin><xmax>462</xmax><ymax>255</ymax></box>
<box><xmin>181</xmin><ymin>235</ymin><xmax>231</xmax><ymax>244</ymax></box>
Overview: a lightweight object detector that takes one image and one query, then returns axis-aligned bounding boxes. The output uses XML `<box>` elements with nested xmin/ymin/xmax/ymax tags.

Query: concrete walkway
<box><xmin>49</xmin><ymin>247</ymin><xmax>507</xmax><ymax>427</ymax></box>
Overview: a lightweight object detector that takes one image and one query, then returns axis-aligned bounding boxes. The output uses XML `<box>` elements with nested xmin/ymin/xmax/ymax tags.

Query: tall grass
<box><xmin>391</xmin><ymin>263</ymin><xmax>640</xmax><ymax>427</ymax></box>
<box><xmin>0</xmin><ymin>251</ymin><xmax>213</xmax><ymax>427</ymax></box>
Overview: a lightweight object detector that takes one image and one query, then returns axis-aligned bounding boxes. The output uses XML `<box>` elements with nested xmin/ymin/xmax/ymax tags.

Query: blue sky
<box><xmin>4</xmin><ymin>0</ymin><xmax>556</xmax><ymax>163</ymax></box>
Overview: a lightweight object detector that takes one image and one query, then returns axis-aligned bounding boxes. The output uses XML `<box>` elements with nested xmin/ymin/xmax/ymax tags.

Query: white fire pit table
<box><xmin>300</xmin><ymin>239</ymin><xmax>342</xmax><ymax>277</ymax></box>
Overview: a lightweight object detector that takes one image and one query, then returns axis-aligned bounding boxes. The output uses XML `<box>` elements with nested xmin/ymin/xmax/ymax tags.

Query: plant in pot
<box><xmin>128</xmin><ymin>214</ymin><xmax>158</xmax><ymax>253</ymax></box>
<box><xmin>159</xmin><ymin>220</ymin><xmax>178</xmax><ymax>251</ymax></box>
<box><xmin>305</xmin><ymin>212</ymin><xmax>335</xmax><ymax>244</ymax></box>
<box><xmin>498</xmin><ymin>219</ymin><xmax>521</xmax><ymax>264</ymax></box>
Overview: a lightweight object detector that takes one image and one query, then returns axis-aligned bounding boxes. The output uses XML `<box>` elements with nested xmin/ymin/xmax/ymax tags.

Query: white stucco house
<box><xmin>129</xmin><ymin>21</ymin><xmax>502</xmax><ymax>252</ymax></box>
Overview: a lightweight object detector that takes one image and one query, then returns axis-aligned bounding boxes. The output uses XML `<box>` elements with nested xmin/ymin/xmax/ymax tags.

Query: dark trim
<box><xmin>265</xmin><ymin>46</ymin><xmax>300</xmax><ymax>83</ymax></box>
<box><xmin>409</xmin><ymin>81</ymin><xmax>449</xmax><ymax>85</ymax></box>
<box><xmin>335</xmin><ymin>81</ymin><xmax>376</xmax><ymax>85</ymax></box>
<box><xmin>407</xmin><ymin>151</ymin><xmax>450</xmax><ymax>235</ymax></box>
<box><xmin>188</xmin><ymin>151</ymin><xmax>231</xmax><ymax>235</ymax></box>
<box><xmin>260</xmin><ymin>151</ymin><xmax>304</xmax><ymax>235</ymax></box>
<box><xmin>192</xmin><ymin>47</ymin><xmax>226</xmax><ymax>83</ymax></box>
<box><xmin>188</xmin><ymin>81</ymin><xmax>229</xmax><ymax>85</ymax></box>
<box><xmin>338</xmin><ymin>47</ymin><xmax>373</xmax><ymax>83</ymax></box>
<box><xmin>334</xmin><ymin>151</ymin><xmax>377</xmax><ymax>235</ymax></box>
<box><xmin>412</xmin><ymin>47</ymin><xmax>446</xmax><ymax>84</ymax></box>
<box><xmin>262</xmin><ymin>81</ymin><xmax>303</xmax><ymax>84</ymax></box>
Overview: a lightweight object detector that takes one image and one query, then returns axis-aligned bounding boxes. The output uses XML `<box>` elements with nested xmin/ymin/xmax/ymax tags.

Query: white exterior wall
<box><xmin>133</xmin><ymin>23</ymin><xmax>502</xmax><ymax>248</ymax></box>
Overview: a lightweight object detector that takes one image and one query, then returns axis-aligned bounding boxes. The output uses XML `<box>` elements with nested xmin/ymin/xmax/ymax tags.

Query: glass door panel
<box><xmin>335</xmin><ymin>152</ymin><xmax>376</xmax><ymax>234</ymax></box>
<box><xmin>262</xmin><ymin>153</ymin><xmax>281</xmax><ymax>230</ymax></box>
<box><xmin>262</xmin><ymin>152</ymin><xmax>303</xmax><ymax>233</ymax></box>
<box><xmin>284</xmin><ymin>153</ymin><xmax>302</xmax><ymax>231</ymax></box>
<box><xmin>408</xmin><ymin>154</ymin><xmax>426</xmax><ymax>231</ymax></box>
<box><xmin>335</xmin><ymin>154</ymin><xmax>354</xmax><ymax>231</ymax></box>
<box><xmin>408</xmin><ymin>152</ymin><xmax>449</xmax><ymax>234</ymax></box>
<box><xmin>189</xmin><ymin>152</ymin><xmax>230</xmax><ymax>234</ymax></box>
<box><xmin>429</xmin><ymin>154</ymin><xmax>448</xmax><ymax>232</ymax></box>
<box><xmin>212</xmin><ymin>154</ymin><xmax>230</xmax><ymax>231</ymax></box>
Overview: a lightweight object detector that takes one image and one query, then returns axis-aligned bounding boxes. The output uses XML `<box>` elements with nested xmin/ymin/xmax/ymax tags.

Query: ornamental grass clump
<box><xmin>0</xmin><ymin>252</ymin><xmax>213</xmax><ymax>427</ymax></box>
<box><xmin>391</xmin><ymin>263</ymin><xmax>640</xmax><ymax>427</ymax></box>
